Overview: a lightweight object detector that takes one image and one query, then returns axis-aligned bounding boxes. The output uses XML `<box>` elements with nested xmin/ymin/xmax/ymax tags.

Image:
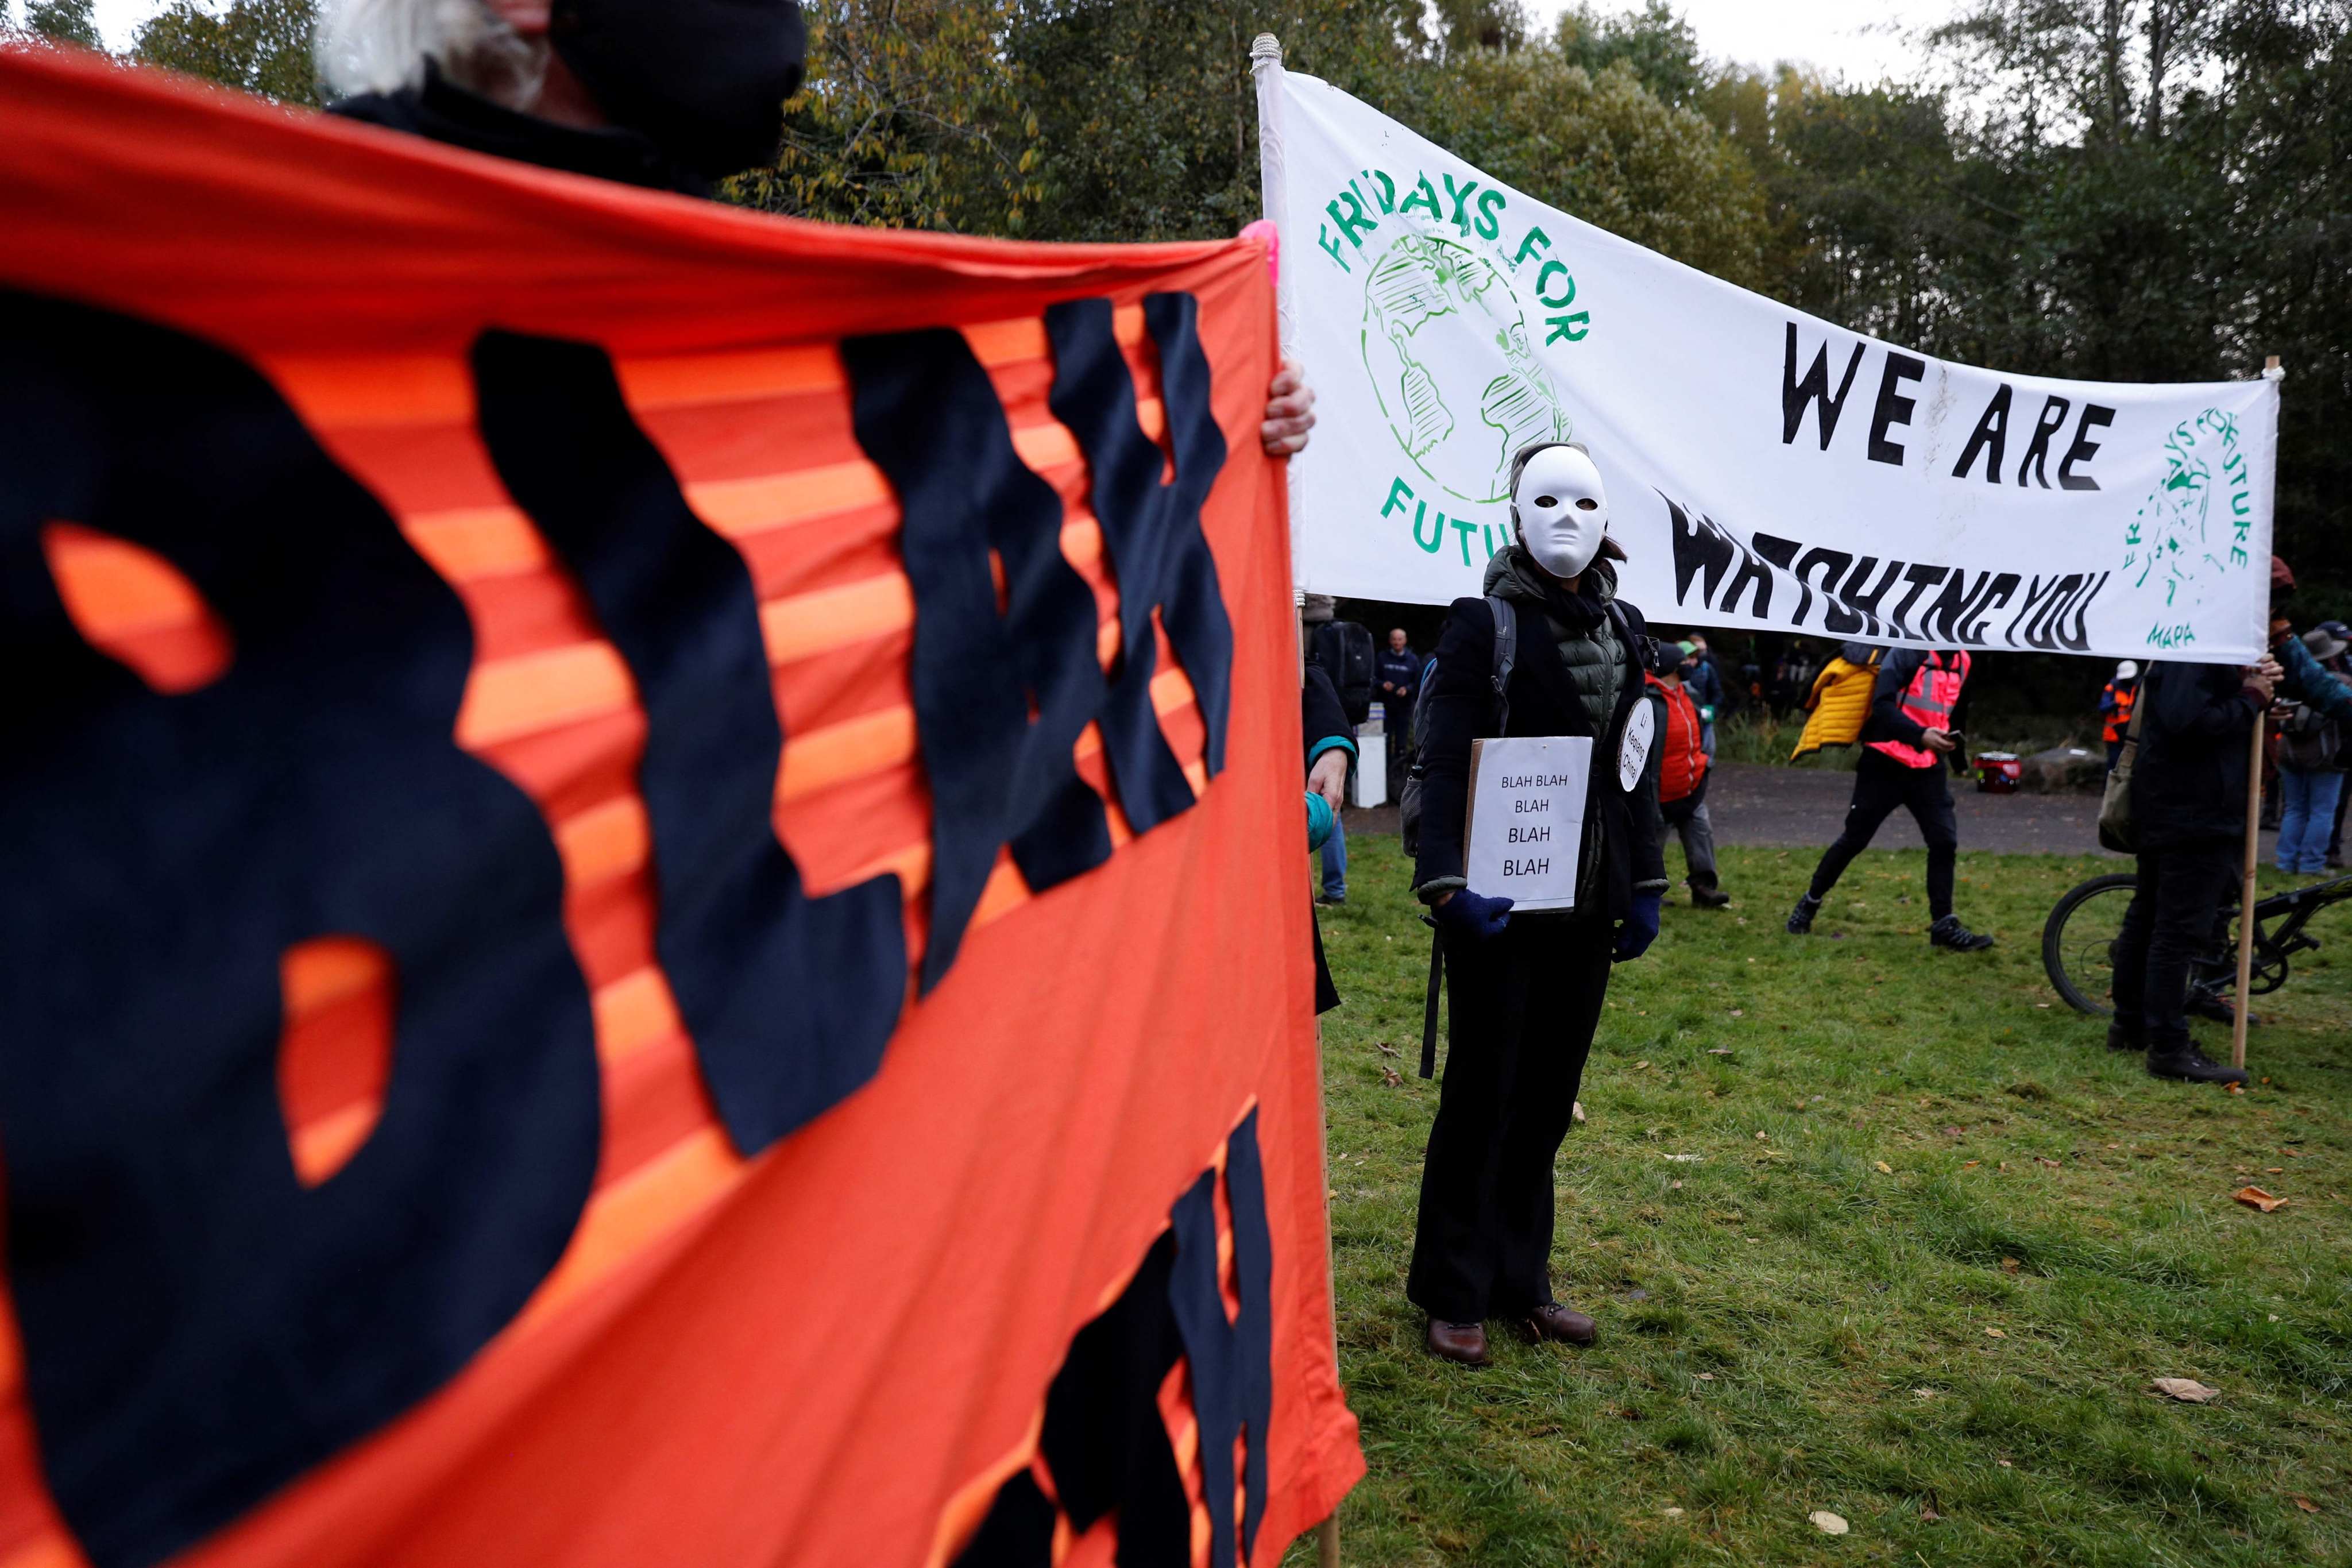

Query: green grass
<box><xmin>1289</xmin><ymin>837</ymin><xmax>2352</xmax><ymax>1567</ymax></box>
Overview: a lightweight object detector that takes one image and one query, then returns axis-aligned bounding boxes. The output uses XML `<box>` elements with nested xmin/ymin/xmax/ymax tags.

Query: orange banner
<box><xmin>0</xmin><ymin>46</ymin><xmax>1359</xmax><ymax>1568</ymax></box>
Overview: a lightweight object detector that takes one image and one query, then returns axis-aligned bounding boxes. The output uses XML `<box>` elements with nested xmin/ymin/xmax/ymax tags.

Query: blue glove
<box><xmin>1433</xmin><ymin>888</ymin><xmax>1513</xmax><ymax>940</ymax></box>
<box><xmin>1613</xmin><ymin>890</ymin><xmax>1662</xmax><ymax>961</ymax></box>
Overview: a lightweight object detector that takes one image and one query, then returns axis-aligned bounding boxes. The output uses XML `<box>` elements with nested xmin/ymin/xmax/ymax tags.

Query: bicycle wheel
<box><xmin>2041</xmin><ymin>872</ymin><xmax>2141</xmax><ymax>1015</ymax></box>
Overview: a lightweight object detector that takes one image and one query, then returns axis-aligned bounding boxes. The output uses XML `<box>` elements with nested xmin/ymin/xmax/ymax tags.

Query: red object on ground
<box><xmin>1973</xmin><ymin>752</ymin><xmax>2023</xmax><ymax>793</ymax></box>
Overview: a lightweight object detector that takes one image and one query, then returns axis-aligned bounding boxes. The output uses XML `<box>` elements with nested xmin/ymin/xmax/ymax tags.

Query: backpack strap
<box><xmin>1485</xmin><ymin>594</ymin><xmax>1516</xmax><ymax>734</ymax></box>
<box><xmin>1418</xmin><ymin>914</ymin><xmax>1443</xmax><ymax>1079</ymax></box>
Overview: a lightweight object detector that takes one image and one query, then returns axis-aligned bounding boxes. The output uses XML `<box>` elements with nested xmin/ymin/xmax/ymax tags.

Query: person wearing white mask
<box><xmin>1405</xmin><ymin>439</ymin><xmax>1667</xmax><ymax>1367</ymax></box>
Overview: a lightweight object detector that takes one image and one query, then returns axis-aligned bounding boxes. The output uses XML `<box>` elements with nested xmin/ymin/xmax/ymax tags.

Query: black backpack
<box><xmin>1312</xmin><ymin>620</ymin><xmax>1377</xmax><ymax>726</ymax></box>
<box><xmin>1399</xmin><ymin>597</ymin><xmax>1516</xmax><ymax>859</ymax></box>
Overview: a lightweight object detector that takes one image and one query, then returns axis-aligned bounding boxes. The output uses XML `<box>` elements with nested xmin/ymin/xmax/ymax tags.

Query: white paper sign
<box><xmin>1616</xmin><ymin>700</ymin><xmax>1655</xmax><ymax>792</ymax></box>
<box><xmin>1266</xmin><ymin>66</ymin><xmax>2279</xmax><ymax>662</ymax></box>
<box><xmin>1466</xmin><ymin>736</ymin><xmax>1591</xmax><ymax>912</ymax></box>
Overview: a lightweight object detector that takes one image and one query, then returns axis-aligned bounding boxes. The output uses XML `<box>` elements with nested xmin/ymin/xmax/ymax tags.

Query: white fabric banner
<box><xmin>1269</xmin><ymin>66</ymin><xmax>2280</xmax><ymax>663</ymax></box>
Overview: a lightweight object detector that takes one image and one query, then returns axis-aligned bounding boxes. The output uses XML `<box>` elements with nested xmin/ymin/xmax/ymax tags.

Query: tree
<box><xmin>20</xmin><ymin>0</ymin><xmax>99</xmax><ymax>47</ymax></box>
<box><xmin>133</xmin><ymin>0</ymin><xmax>320</xmax><ymax>106</ymax></box>
<box><xmin>1557</xmin><ymin>0</ymin><xmax>1705</xmax><ymax>107</ymax></box>
<box><xmin>727</xmin><ymin>0</ymin><xmax>1042</xmax><ymax>234</ymax></box>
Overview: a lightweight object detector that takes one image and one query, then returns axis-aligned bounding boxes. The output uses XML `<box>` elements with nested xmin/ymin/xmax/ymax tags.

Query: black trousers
<box><xmin>1807</xmin><ymin>749</ymin><xmax>1959</xmax><ymax>917</ymax></box>
<box><xmin>1408</xmin><ymin>909</ymin><xmax>1611</xmax><ymax>1324</ymax></box>
<box><xmin>2110</xmin><ymin>840</ymin><xmax>2237</xmax><ymax>1050</ymax></box>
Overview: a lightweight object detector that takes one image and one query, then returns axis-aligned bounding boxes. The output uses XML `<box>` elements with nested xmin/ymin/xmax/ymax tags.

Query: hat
<box><xmin>1647</xmin><ymin>640</ymin><xmax>1683</xmax><ymax>677</ymax></box>
<box><xmin>1676</xmin><ymin>640</ymin><xmax>1699</xmax><ymax>659</ymax></box>
<box><xmin>2305</xmin><ymin>627</ymin><xmax>2349</xmax><ymax>662</ymax></box>
<box><xmin>2114</xmin><ymin>659</ymin><xmax>2139</xmax><ymax>681</ymax></box>
<box><xmin>2321</xmin><ymin>620</ymin><xmax>2350</xmax><ymax>640</ymax></box>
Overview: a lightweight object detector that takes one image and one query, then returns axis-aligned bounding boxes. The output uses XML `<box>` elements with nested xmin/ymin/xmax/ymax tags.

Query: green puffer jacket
<box><xmin>1484</xmin><ymin>546</ymin><xmax>1624</xmax><ymax>735</ymax></box>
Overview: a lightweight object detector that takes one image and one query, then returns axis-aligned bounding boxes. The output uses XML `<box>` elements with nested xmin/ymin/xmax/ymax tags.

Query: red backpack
<box><xmin>1646</xmin><ymin>674</ymin><xmax>1706</xmax><ymax>804</ymax></box>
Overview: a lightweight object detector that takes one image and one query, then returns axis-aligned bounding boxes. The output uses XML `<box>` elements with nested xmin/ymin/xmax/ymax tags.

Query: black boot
<box><xmin>2106</xmin><ymin>1018</ymin><xmax>2144</xmax><ymax>1052</ymax></box>
<box><xmin>1786</xmin><ymin>893</ymin><xmax>1822</xmax><ymax>934</ymax></box>
<box><xmin>2145</xmin><ymin>1040</ymin><xmax>2250</xmax><ymax>1086</ymax></box>
<box><xmin>1691</xmin><ymin>880</ymin><xmax>1731</xmax><ymax>908</ymax></box>
<box><xmin>1929</xmin><ymin>914</ymin><xmax>1994</xmax><ymax>952</ymax></box>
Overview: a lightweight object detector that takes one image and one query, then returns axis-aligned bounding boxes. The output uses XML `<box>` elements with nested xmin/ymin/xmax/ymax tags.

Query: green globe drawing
<box><xmin>1360</xmin><ymin>231</ymin><xmax>1569</xmax><ymax>507</ymax></box>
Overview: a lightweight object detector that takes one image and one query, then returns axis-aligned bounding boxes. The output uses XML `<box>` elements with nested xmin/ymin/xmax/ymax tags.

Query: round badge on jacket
<box><xmin>1617</xmin><ymin>700</ymin><xmax>1656</xmax><ymax>791</ymax></box>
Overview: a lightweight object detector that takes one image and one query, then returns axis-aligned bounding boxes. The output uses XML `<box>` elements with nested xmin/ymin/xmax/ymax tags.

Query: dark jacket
<box><xmin>2133</xmin><ymin>661</ymin><xmax>2268</xmax><ymax>848</ymax></box>
<box><xmin>1375</xmin><ymin>647</ymin><xmax>1420</xmax><ymax>710</ymax></box>
<box><xmin>1683</xmin><ymin>654</ymin><xmax>1724</xmax><ymax>715</ymax></box>
<box><xmin>329</xmin><ymin>60</ymin><xmax>708</xmax><ymax>195</ymax></box>
<box><xmin>1412</xmin><ymin>556</ymin><xmax>1666</xmax><ymax>921</ymax></box>
<box><xmin>1303</xmin><ymin>666</ymin><xmax>1352</xmax><ymax>771</ymax></box>
<box><xmin>2274</xmin><ymin>626</ymin><xmax>2352</xmax><ymax>726</ymax></box>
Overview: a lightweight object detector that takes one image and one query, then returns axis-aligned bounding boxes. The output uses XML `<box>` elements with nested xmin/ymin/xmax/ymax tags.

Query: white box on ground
<box><xmin>1352</xmin><ymin>743</ymin><xmax>1386</xmax><ymax>808</ymax></box>
<box><xmin>1465</xmin><ymin>736</ymin><xmax>1591</xmax><ymax>912</ymax></box>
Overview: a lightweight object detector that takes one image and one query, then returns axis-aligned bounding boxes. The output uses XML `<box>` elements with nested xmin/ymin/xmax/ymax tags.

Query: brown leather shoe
<box><xmin>1425</xmin><ymin>1318</ymin><xmax>1490</xmax><ymax>1366</ymax></box>
<box><xmin>1522</xmin><ymin>1302</ymin><xmax>1597</xmax><ymax>1345</ymax></box>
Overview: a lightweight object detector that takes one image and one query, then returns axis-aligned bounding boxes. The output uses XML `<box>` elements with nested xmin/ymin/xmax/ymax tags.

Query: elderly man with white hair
<box><xmin>319</xmin><ymin>0</ymin><xmax>1319</xmax><ymax>455</ymax></box>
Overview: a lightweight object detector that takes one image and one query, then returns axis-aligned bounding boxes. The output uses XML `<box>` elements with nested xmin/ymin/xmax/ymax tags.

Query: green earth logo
<box><xmin>2122</xmin><ymin>407</ymin><xmax>2252</xmax><ymax>621</ymax></box>
<box><xmin>1360</xmin><ymin>231</ymin><xmax>1569</xmax><ymax>507</ymax></box>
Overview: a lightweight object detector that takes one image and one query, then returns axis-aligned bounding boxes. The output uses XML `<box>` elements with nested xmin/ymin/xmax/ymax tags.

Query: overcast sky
<box><xmin>79</xmin><ymin>0</ymin><xmax>1961</xmax><ymax>88</ymax></box>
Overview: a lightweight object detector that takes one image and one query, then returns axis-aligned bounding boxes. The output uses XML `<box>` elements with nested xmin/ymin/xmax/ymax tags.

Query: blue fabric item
<box><xmin>1305</xmin><ymin>790</ymin><xmax>1335</xmax><ymax>852</ymax></box>
<box><xmin>1432</xmin><ymin>887</ymin><xmax>1514</xmax><ymax>940</ymax></box>
<box><xmin>1307</xmin><ymin>735</ymin><xmax>1357</xmax><ymax>767</ymax></box>
<box><xmin>2277</xmin><ymin>766</ymin><xmax>2346</xmax><ymax>874</ymax></box>
<box><xmin>1320</xmin><ymin>810</ymin><xmax>1347</xmax><ymax>898</ymax></box>
<box><xmin>2277</xmin><ymin>629</ymin><xmax>2352</xmax><ymax>724</ymax></box>
<box><xmin>1613</xmin><ymin>889</ymin><xmax>1662</xmax><ymax>960</ymax></box>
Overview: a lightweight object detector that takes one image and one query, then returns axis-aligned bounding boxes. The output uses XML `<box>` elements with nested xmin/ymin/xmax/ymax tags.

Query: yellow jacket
<box><xmin>1791</xmin><ymin>655</ymin><xmax>1880</xmax><ymax>760</ymax></box>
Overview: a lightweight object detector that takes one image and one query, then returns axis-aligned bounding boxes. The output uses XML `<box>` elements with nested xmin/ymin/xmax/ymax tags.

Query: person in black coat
<box><xmin>1405</xmin><ymin>441</ymin><xmax>1666</xmax><ymax>1367</ymax></box>
<box><xmin>2108</xmin><ymin>654</ymin><xmax>2281</xmax><ymax>1084</ymax></box>
<box><xmin>1302</xmin><ymin>665</ymin><xmax>1355</xmax><ymax>1013</ymax></box>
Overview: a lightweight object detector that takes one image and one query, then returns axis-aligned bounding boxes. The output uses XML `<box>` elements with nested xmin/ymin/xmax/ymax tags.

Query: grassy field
<box><xmin>1289</xmin><ymin>836</ymin><xmax>2351</xmax><ymax>1567</ymax></box>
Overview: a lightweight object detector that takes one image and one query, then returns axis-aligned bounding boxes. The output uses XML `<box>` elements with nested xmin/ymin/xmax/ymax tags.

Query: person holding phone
<box><xmin>1786</xmin><ymin>646</ymin><xmax>1994</xmax><ymax>950</ymax></box>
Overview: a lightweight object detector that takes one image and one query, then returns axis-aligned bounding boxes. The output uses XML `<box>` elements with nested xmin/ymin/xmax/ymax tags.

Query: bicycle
<box><xmin>2042</xmin><ymin>868</ymin><xmax>2352</xmax><ymax>1016</ymax></box>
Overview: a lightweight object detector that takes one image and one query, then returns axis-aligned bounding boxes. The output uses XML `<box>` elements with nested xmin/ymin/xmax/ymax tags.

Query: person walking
<box><xmin>1786</xmin><ymin>646</ymin><xmax>1994</xmax><ymax>949</ymax></box>
<box><xmin>2108</xmin><ymin>656</ymin><xmax>2284</xmax><ymax>1084</ymax></box>
<box><xmin>1644</xmin><ymin>644</ymin><xmax>1729</xmax><ymax>906</ymax></box>
<box><xmin>2274</xmin><ymin>627</ymin><xmax>2350</xmax><ymax>875</ymax></box>
<box><xmin>1407</xmin><ymin>441</ymin><xmax>1666</xmax><ymax>1368</ymax></box>
<box><xmin>1680</xmin><ymin>635</ymin><xmax>1725</xmax><ymax>761</ymax></box>
<box><xmin>2099</xmin><ymin>660</ymin><xmax>2141</xmax><ymax>774</ymax></box>
<box><xmin>1376</xmin><ymin>627</ymin><xmax>1420</xmax><ymax>782</ymax></box>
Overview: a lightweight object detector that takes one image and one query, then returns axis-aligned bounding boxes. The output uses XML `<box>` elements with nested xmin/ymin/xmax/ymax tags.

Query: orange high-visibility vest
<box><xmin>2102</xmin><ymin>681</ymin><xmax>2137</xmax><ymax>744</ymax></box>
<box><xmin>1868</xmin><ymin>651</ymin><xmax>1969</xmax><ymax>768</ymax></box>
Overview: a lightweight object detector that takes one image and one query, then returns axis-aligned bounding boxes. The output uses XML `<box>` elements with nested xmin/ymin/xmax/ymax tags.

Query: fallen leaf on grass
<box><xmin>1754</xmin><ymin>1131</ymin><xmax>1769</xmax><ymax>1142</ymax></box>
<box><xmin>1662</xmin><ymin>1505</ymin><xmax>1686</xmax><ymax>1518</ymax></box>
<box><xmin>1380</xmin><ymin>1065</ymin><xmax>1403</xmax><ymax>1088</ymax></box>
<box><xmin>1921</xmin><ymin>1502</ymin><xmax>1942</xmax><ymax>1521</ymax></box>
<box><xmin>1572</xmin><ymin>1101</ymin><xmax>1585</xmax><ymax>1123</ymax></box>
<box><xmin>1996</xmin><ymin>1458</ymin><xmax>2013</xmax><ymax>1468</ymax></box>
<box><xmin>1708</xmin><ymin>1047</ymin><xmax>1734</xmax><ymax>1056</ymax></box>
<box><xmin>1874</xmin><ymin>1161</ymin><xmax>1894</xmax><ymax>1174</ymax></box>
<box><xmin>2265</xmin><ymin>1167</ymin><xmax>2284</xmax><ymax>1175</ymax></box>
<box><xmin>1999</xmin><ymin>1257</ymin><xmax>2021</xmax><ymax>1274</ymax></box>
<box><xmin>1664</xmin><ymin>1153</ymin><xmax>1704</xmax><ymax>1163</ymax></box>
<box><xmin>1670</xmin><ymin>1179</ymin><xmax>1682</xmax><ymax>1190</ymax></box>
<box><xmin>1694</xmin><ymin>1372</ymin><xmax>1714</xmax><ymax>1381</ymax></box>
<box><xmin>1729</xmin><ymin>1008</ymin><xmax>1744</xmax><ymax>1017</ymax></box>
<box><xmin>1983</xmin><ymin>1327</ymin><xmax>2006</xmax><ymax>1338</ymax></box>
<box><xmin>1912</xmin><ymin>1388</ymin><xmax>1936</xmax><ymax>1400</ymax></box>
<box><xmin>2293</xmin><ymin>1496</ymin><xmax>2320</xmax><ymax>1515</ymax></box>
<box><xmin>2226</xmin><ymin>1082</ymin><xmax>2245</xmax><ymax>1095</ymax></box>
<box><xmin>2036</xmin><ymin>1157</ymin><xmax>2062</xmax><ymax>1168</ymax></box>
<box><xmin>1808</xmin><ymin>1510</ymin><xmax>1849</xmax><ymax>1536</ymax></box>
<box><xmin>2151</xmin><ymin>1378</ymin><xmax>2219</xmax><ymax>1403</ymax></box>
<box><xmin>1375</xmin><ymin>1042</ymin><xmax>1399</xmax><ymax>1057</ymax></box>
<box><xmin>1963</xmin><ymin>1160</ymin><xmax>1980</xmax><ymax>1168</ymax></box>
<box><xmin>2234</xmin><ymin>1186</ymin><xmax>2288</xmax><ymax>1212</ymax></box>
<box><xmin>2281</xmin><ymin>1146</ymin><xmax>2303</xmax><ymax>1157</ymax></box>
<box><xmin>1636</xmin><ymin>1060</ymin><xmax>1651</xmax><ymax>1069</ymax></box>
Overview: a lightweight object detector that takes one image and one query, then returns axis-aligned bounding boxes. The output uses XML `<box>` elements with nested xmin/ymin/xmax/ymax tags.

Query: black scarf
<box><xmin>328</xmin><ymin>60</ymin><xmax>708</xmax><ymax>196</ymax></box>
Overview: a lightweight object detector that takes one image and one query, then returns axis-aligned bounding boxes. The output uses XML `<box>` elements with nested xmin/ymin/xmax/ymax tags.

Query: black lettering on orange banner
<box><xmin>0</xmin><ymin>291</ymin><xmax>601</xmax><ymax>1568</ymax></box>
<box><xmin>471</xmin><ymin>330</ymin><xmax>907</xmax><ymax>1154</ymax></box>
<box><xmin>843</xmin><ymin>329</ymin><xmax>1112</xmax><ymax>991</ymax></box>
<box><xmin>1046</xmin><ymin>294</ymin><xmax>1234</xmax><ymax>835</ymax></box>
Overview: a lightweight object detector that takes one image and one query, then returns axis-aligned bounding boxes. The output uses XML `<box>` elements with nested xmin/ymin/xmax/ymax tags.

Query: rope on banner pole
<box><xmin>2234</xmin><ymin>352</ymin><xmax>2285</xmax><ymax>1072</ymax></box>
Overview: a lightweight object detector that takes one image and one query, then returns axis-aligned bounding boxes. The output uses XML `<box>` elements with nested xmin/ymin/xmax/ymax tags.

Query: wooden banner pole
<box><xmin>2234</xmin><ymin>350</ymin><xmax>2285</xmax><ymax>1073</ymax></box>
<box><xmin>2233</xmin><ymin>703</ymin><xmax>2262</xmax><ymax>1071</ymax></box>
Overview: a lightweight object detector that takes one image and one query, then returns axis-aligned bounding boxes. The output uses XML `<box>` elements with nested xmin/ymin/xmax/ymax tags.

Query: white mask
<box><xmin>1512</xmin><ymin>444</ymin><xmax>1609</xmax><ymax>582</ymax></box>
